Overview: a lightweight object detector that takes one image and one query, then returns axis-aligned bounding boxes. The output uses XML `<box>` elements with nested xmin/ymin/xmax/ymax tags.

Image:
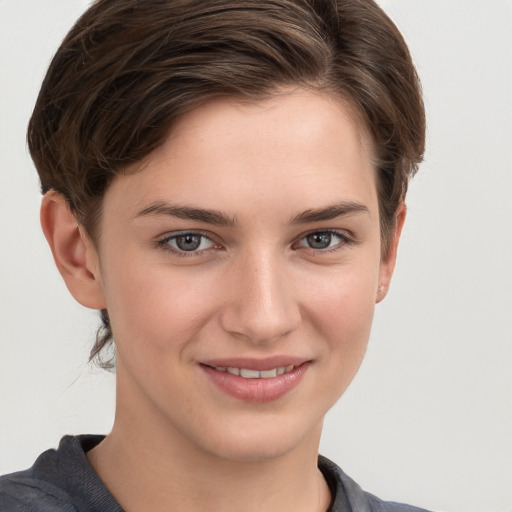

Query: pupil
<box><xmin>307</xmin><ymin>233</ymin><xmax>331</xmax><ymax>249</ymax></box>
<box><xmin>176</xmin><ymin>234</ymin><xmax>201</xmax><ymax>251</ymax></box>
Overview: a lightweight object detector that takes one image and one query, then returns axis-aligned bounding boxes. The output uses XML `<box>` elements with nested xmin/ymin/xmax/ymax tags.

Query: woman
<box><xmin>1</xmin><ymin>0</ymin><xmax>429</xmax><ymax>510</ymax></box>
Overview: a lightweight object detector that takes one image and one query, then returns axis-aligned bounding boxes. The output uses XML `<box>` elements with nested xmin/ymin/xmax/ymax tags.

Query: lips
<box><xmin>200</xmin><ymin>357</ymin><xmax>311</xmax><ymax>403</ymax></box>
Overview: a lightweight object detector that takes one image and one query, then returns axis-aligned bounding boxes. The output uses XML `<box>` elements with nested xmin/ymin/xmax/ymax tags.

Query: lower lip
<box><xmin>200</xmin><ymin>363</ymin><xmax>310</xmax><ymax>403</ymax></box>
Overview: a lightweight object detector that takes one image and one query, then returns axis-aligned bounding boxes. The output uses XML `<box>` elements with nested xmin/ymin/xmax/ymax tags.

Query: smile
<box><xmin>200</xmin><ymin>360</ymin><xmax>310</xmax><ymax>403</ymax></box>
<box><xmin>212</xmin><ymin>365</ymin><xmax>295</xmax><ymax>379</ymax></box>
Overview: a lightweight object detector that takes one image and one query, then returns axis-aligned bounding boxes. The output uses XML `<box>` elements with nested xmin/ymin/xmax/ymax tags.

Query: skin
<box><xmin>41</xmin><ymin>89</ymin><xmax>404</xmax><ymax>512</ymax></box>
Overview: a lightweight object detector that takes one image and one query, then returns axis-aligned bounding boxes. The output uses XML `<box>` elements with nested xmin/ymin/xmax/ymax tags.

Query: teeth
<box><xmin>216</xmin><ymin>365</ymin><xmax>295</xmax><ymax>378</ymax></box>
<box><xmin>240</xmin><ymin>369</ymin><xmax>260</xmax><ymax>378</ymax></box>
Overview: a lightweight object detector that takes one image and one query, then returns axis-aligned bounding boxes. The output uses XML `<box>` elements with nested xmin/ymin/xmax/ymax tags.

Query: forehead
<box><xmin>105</xmin><ymin>89</ymin><xmax>378</xmax><ymax>219</ymax></box>
<box><xmin>157</xmin><ymin>89</ymin><xmax>373</xmax><ymax>171</ymax></box>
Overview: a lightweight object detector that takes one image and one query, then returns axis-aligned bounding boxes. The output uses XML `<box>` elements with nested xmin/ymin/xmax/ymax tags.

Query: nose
<box><xmin>219</xmin><ymin>251</ymin><xmax>301</xmax><ymax>345</ymax></box>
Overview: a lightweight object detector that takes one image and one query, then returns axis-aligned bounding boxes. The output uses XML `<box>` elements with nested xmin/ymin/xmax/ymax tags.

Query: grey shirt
<box><xmin>0</xmin><ymin>435</ymin><xmax>431</xmax><ymax>512</ymax></box>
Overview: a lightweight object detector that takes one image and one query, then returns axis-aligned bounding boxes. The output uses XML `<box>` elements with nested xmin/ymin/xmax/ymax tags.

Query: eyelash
<box><xmin>293</xmin><ymin>229</ymin><xmax>354</xmax><ymax>253</ymax></box>
<box><xmin>156</xmin><ymin>229</ymin><xmax>354</xmax><ymax>257</ymax></box>
<box><xmin>156</xmin><ymin>231</ymin><xmax>219</xmax><ymax>257</ymax></box>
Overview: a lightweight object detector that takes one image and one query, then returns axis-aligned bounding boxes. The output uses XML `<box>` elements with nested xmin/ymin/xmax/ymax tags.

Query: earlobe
<box><xmin>376</xmin><ymin>203</ymin><xmax>407</xmax><ymax>304</ymax></box>
<box><xmin>40</xmin><ymin>191</ymin><xmax>106</xmax><ymax>309</ymax></box>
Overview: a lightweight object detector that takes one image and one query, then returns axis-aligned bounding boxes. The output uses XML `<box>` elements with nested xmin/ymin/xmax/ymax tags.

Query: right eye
<box><xmin>157</xmin><ymin>232</ymin><xmax>217</xmax><ymax>255</ymax></box>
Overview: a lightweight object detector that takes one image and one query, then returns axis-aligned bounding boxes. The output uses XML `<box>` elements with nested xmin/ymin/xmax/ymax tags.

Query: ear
<box><xmin>376</xmin><ymin>203</ymin><xmax>406</xmax><ymax>303</ymax></box>
<box><xmin>40</xmin><ymin>191</ymin><xmax>106</xmax><ymax>309</ymax></box>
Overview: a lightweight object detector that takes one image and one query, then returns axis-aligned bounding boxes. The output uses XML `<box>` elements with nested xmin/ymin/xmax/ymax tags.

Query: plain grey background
<box><xmin>1</xmin><ymin>1</ymin><xmax>511</xmax><ymax>511</ymax></box>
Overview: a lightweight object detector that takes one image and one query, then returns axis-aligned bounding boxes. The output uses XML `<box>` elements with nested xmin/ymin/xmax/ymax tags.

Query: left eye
<box><xmin>297</xmin><ymin>231</ymin><xmax>347</xmax><ymax>250</ymax></box>
<box><xmin>163</xmin><ymin>233</ymin><xmax>215</xmax><ymax>253</ymax></box>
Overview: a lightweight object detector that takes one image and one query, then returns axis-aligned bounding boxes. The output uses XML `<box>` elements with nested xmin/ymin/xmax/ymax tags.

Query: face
<box><xmin>88</xmin><ymin>89</ymin><xmax>398</xmax><ymax>462</ymax></box>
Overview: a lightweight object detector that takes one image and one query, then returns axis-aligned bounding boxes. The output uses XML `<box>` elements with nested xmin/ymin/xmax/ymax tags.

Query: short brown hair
<box><xmin>28</xmin><ymin>0</ymin><xmax>425</xmax><ymax>368</ymax></box>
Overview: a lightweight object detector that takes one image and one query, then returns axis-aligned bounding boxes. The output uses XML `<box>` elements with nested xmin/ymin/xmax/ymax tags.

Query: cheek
<box><xmin>301</xmin><ymin>259</ymin><xmax>379</xmax><ymax>387</ymax></box>
<box><xmin>101</xmin><ymin>257</ymin><xmax>219</xmax><ymax>356</ymax></box>
<box><xmin>303</xmin><ymin>252</ymin><xmax>379</xmax><ymax>329</ymax></box>
<box><xmin>316</xmin><ymin>271</ymin><xmax>376</xmax><ymax>334</ymax></box>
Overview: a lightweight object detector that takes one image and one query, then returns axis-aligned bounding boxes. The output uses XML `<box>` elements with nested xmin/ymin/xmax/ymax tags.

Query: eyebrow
<box><xmin>134</xmin><ymin>200</ymin><xmax>369</xmax><ymax>227</ymax></box>
<box><xmin>290</xmin><ymin>202</ymin><xmax>370</xmax><ymax>224</ymax></box>
<box><xmin>135</xmin><ymin>201</ymin><xmax>237</xmax><ymax>227</ymax></box>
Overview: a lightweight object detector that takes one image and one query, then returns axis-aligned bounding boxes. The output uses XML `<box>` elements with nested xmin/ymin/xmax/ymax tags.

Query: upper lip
<box><xmin>200</xmin><ymin>356</ymin><xmax>311</xmax><ymax>371</ymax></box>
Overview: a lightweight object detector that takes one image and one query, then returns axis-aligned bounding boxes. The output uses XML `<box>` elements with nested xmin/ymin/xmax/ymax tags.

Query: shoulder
<box><xmin>0</xmin><ymin>470</ymin><xmax>78</xmax><ymax>512</ymax></box>
<box><xmin>365</xmin><ymin>494</ymin><xmax>434</xmax><ymax>512</ymax></box>
<box><xmin>0</xmin><ymin>435</ymin><xmax>109</xmax><ymax>512</ymax></box>
<box><xmin>319</xmin><ymin>455</ymin><xmax>433</xmax><ymax>512</ymax></box>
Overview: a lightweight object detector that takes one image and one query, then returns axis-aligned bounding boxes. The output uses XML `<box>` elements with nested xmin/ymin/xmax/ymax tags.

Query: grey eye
<box><xmin>306</xmin><ymin>232</ymin><xmax>333</xmax><ymax>249</ymax></box>
<box><xmin>175</xmin><ymin>234</ymin><xmax>203</xmax><ymax>251</ymax></box>
<box><xmin>296</xmin><ymin>231</ymin><xmax>349</xmax><ymax>251</ymax></box>
<box><xmin>164</xmin><ymin>233</ymin><xmax>215</xmax><ymax>253</ymax></box>
<box><xmin>176</xmin><ymin>234</ymin><xmax>201</xmax><ymax>251</ymax></box>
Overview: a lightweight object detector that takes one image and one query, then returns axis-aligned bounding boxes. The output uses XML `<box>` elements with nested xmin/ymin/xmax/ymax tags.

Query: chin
<box><xmin>204</xmin><ymin>437</ymin><xmax>300</xmax><ymax>463</ymax></box>
<box><xmin>192</xmin><ymin>415</ymin><xmax>324</xmax><ymax>463</ymax></box>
